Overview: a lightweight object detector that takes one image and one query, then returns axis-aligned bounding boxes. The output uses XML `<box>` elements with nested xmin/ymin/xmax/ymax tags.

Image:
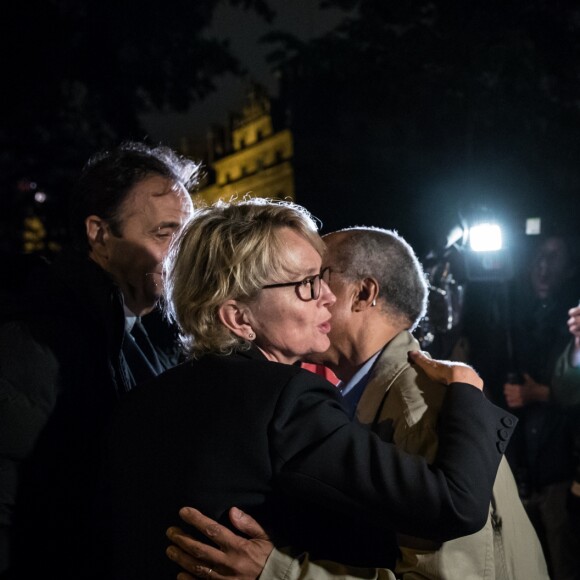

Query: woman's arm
<box><xmin>272</xmin><ymin>352</ymin><xmax>516</xmax><ymax>541</ymax></box>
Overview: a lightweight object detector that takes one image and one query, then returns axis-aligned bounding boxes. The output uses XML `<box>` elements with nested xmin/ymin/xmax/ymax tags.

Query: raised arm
<box><xmin>552</xmin><ymin>304</ymin><xmax>580</xmax><ymax>407</ymax></box>
<box><xmin>273</xmin><ymin>352</ymin><xmax>516</xmax><ymax>541</ymax></box>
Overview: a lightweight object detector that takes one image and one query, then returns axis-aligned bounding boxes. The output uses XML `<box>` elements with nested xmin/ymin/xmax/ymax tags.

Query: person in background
<box><xmin>553</xmin><ymin>302</ymin><xmax>580</xmax><ymax>535</ymax></box>
<box><xmin>165</xmin><ymin>226</ymin><xmax>546</xmax><ymax>580</ymax></box>
<box><xmin>463</xmin><ymin>231</ymin><xmax>580</xmax><ymax>579</ymax></box>
<box><xmin>553</xmin><ymin>302</ymin><xmax>580</xmax><ymax>403</ymax></box>
<box><xmin>0</xmin><ymin>141</ymin><xmax>197</xmax><ymax>579</ymax></box>
<box><xmin>501</xmin><ymin>234</ymin><xmax>580</xmax><ymax>580</ymax></box>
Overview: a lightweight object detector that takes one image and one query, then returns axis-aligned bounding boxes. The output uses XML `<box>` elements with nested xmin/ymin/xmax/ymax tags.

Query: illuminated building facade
<box><xmin>194</xmin><ymin>84</ymin><xmax>294</xmax><ymax>205</ymax></box>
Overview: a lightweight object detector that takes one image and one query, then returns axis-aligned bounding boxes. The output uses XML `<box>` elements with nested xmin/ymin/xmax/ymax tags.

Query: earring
<box><xmin>248</xmin><ymin>332</ymin><xmax>255</xmax><ymax>340</ymax></box>
<box><xmin>371</xmin><ymin>299</ymin><xmax>377</xmax><ymax>307</ymax></box>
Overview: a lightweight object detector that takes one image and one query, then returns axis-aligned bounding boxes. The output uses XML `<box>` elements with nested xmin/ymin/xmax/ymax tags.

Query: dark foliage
<box><xmin>0</xmin><ymin>0</ymin><xmax>273</xmax><ymax>251</ymax></box>
<box><xmin>265</xmin><ymin>0</ymin><xmax>580</xmax><ymax>252</ymax></box>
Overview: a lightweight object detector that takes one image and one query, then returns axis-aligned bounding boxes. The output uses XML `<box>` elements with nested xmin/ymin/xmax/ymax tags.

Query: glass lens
<box><xmin>296</xmin><ymin>276</ymin><xmax>313</xmax><ymax>301</ymax></box>
<box><xmin>296</xmin><ymin>274</ymin><xmax>321</xmax><ymax>301</ymax></box>
<box><xmin>311</xmin><ymin>275</ymin><xmax>321</xmax><ymax>300</ymax></box>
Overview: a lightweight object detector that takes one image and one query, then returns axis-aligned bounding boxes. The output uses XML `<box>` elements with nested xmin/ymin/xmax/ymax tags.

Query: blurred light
<box><xmin>525</xmin><ymin>217</ymin><xmax>541</xmax><ymax>235</ymax></box>
<box><xmin>34</xmin><ymin>191</ymin><xmax>47</xmax><ymax>203</ymax></box>
<box><xmin>468</xmin><ymin>223</ymin><xmax>503</xmax><ymax>252</ymax></box>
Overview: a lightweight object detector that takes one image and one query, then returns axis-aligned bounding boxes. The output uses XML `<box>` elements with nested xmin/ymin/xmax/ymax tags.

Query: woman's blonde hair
<box><xmin>163</xmin><ymin>197</ymin><xmax>324</xmax><ymax>357</ymax></box>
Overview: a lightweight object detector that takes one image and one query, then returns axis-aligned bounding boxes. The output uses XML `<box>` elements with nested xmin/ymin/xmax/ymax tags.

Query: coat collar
<box><xmin>235</xmin><ymin>343</ymin><xmax>269</xmax><ymax>361</ymax></box>
<box><xmin>356</xmin><ymin>330</ymin><xmax>421</xmax><ymax>424</ymax></box>
<box><xmin>235</xmin><ymin>343</ymin><xmax>309</xmax><ymax>365</ymax></box>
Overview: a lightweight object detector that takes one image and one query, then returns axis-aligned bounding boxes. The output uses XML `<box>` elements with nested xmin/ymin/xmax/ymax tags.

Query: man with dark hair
<box><xmin>0</xmin><ymin>141</ymin><xmax>197</xmax><ymax>578</ymax></box>
<box><xmin>165</xmin><ymin>227</ymin><xmax>548</xmax><ymax>580</ymax></box>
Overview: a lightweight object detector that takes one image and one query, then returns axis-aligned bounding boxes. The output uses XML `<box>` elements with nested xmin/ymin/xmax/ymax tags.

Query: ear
<box><xmin>85</xmin><ymin>215</ymin><xmax>109</xmax><ymax>255</ymax></box>
<box><xmin>353</xmin><ymin>277</ymin><xmax>380</xmax><ymax>312</ymax></box>
<box><xmin>218</xmin><ymin>300</ymin><xmax>254</xmax><ymax>340</ymax></box>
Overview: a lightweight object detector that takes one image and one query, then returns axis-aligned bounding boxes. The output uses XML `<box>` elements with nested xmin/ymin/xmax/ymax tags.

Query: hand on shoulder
<box><xmin>408</xmin><ymin>350</ymin><xmax>484</xmax><ymax>391</ymax></box>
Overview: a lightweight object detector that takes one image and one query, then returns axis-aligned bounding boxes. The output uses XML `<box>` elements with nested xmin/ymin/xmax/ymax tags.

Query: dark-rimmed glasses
<box><xmin>262</xmin><ymin>267</ymin><xmax>331</xmax><ymax>301</ymax></box>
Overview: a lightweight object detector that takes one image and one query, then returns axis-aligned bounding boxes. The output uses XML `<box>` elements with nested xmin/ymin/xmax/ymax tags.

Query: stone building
<box><xmin>194</xmin><ymin>83</ymin><xmax>294</xmax><ymax>205</ymax></box>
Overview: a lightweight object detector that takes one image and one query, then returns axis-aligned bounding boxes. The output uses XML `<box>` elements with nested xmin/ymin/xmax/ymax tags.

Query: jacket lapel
<box><xmin>355</xmin><ymin>331</ymin><xmax>421</xmax><ymax>426</ymax></box>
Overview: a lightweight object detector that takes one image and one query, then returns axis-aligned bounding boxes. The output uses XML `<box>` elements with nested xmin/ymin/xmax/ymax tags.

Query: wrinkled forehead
<box><xmin>125</xmin><ymin>175</ymin><xmax>191</xmax><ymax>206</ymax></box>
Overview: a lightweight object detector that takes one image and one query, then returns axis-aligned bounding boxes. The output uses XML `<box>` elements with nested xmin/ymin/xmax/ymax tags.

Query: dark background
<box><xmin>2</xmin><ymin>0</ymin><xmax>579</xmax><ymax>263</ymax></box>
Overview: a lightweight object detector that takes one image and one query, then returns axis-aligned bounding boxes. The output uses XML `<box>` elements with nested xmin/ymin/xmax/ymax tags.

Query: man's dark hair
<box><xmin>69</xmin><ymin>141</ymin><xmax>200</xmax><ymax>253</ymax></box>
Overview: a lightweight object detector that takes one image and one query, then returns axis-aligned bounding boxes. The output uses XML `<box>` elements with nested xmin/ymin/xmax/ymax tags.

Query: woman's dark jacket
<box><xmin>105</xmin><ymin>346</ymin><xmax>517</xmax><ymax>579</ymax></box>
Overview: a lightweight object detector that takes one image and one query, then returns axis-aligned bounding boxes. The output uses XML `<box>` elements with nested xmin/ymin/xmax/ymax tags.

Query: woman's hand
<box><xmin>408</xmin><ymin>350</ymin><xmax>484</xmax><ymax>391</ymax></box>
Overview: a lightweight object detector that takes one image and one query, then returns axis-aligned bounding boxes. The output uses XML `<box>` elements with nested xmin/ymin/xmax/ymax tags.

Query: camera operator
<box><xmin>463</xmin><ymin>231</ymin><xmax>580</xmax><ymax>580</ymax></box>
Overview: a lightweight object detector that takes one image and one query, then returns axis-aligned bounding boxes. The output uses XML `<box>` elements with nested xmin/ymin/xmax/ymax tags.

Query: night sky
<box><xmin>141</xmin><ymin>1</ymin><xmax>580</xmax><ymax>259</ymax></box>
<box><xmin>3</xmin><ymin>0</ymin><xmax>580</xmax><ymax>263</ymax></box>
<box><xmin>141</xmin><ymin>1</ymin><xmax>344</xmax><ymax>144</ymax></box>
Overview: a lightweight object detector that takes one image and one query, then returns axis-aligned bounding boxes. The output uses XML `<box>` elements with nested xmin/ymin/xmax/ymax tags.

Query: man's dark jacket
<box><xmin>0</xmin><ymin>250</ymin><xmax>177</xmax><ymax>579</ymax></box>
<box><xmin>106</xmin><ymin>346</ymin><xmax>517</xmax><ymax>579</ymax></box>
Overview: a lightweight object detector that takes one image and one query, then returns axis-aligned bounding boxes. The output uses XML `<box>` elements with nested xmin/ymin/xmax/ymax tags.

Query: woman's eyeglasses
<box><xmin>262</xmin><ymin>267</ymin><xmax>331</xmax><ymax>301</ymax></box>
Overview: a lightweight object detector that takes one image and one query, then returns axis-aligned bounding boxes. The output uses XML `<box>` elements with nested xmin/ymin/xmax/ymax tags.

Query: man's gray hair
<box><xmin>327</xmin><ymin>227</ymin><xmax>428</xmax><ymax>330</ymax></box>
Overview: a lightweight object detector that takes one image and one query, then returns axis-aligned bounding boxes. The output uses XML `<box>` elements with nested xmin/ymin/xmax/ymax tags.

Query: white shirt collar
<box><xmin>124</xmin><ymin>305</ymin><xmax>138</xmax><ymax>332</ymax></box>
